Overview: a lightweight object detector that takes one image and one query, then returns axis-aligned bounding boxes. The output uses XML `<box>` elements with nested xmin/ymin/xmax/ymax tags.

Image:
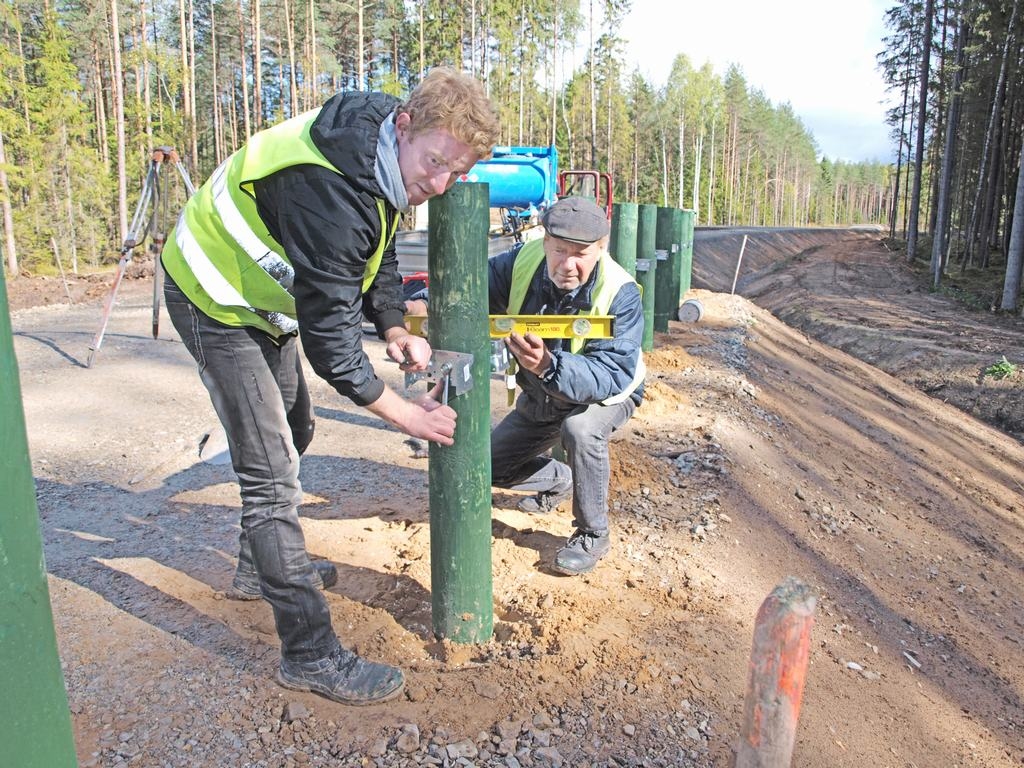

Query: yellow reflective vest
<box><xmin>506</xmin><ymin>238</ymin><xmax>645</xmax><ymax>404</ymax></box>
<box><xmin>161</xmin><ymin>108</ymin><xmax>399</xmax><ymax>337</ymax></box>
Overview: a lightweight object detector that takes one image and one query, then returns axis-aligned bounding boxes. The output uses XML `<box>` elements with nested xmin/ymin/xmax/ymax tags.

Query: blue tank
<box><xmin>458</xmin><ymin>145</ymin><xmax>559</xmax><ymax>212</ymax></box>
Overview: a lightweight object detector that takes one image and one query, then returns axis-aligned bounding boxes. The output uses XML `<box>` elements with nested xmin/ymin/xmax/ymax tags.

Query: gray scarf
<box><xmin>375</xmin><ymin>114</ymin><xmax>409</xmax><ymax>212</ymax></box>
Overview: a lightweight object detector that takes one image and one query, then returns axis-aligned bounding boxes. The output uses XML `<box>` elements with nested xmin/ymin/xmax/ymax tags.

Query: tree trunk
<box><xmin>188</xmin><ymin>0</ymin><xmax>199</xmax><ymax>169</ymax></box>
<box><xmin>0</xmin><ymin>130</ymin><xmax>17</xmax><ymax>277</ymax></box>
<box><xmin>890</xmin><ymin>74</ymin><xmax>909</xmax><ymax>239</ymax></box>
<box><xmin>905</xmin><ymin>0</ymin><xmax>933</xmax><ymax>262</ymax></box>
<box><xmin>253</xmin><ymin>0</ymin><xmax>262</xmax><ymax>129</ymax></box>
<box><xmin>470</xmin><ymin>0</ymin><xmax>477</xmax><ymax>76</ymax></box>
<box><xmin>1000</xmin><ymin>139</ymin><xmax>1024</xmax><ymax>311</ymax></box>
<box><xmin>61</xmin><ymin>123</ymin><xmax>78</xmax><ymax>274</ymax></box>
<box><xmin>517</xmin><ymin>1</ymin><xmax>525</xmax><ymax>143</ymax></box>
<box><xmin>692</xmin><ymin>133</ymin><xmax>703</xmax><ymax>217</ymax></box>
<box><xmin>237</xmin><ymin>0</ymin><xmax>251</xmax><ymax>140</ymax></box>
<box><xmin>178</xmin><ymin>0</ymin><xmax>191</xmax><ymax>163</ymax></box>
<box><xmin>110</xmin><ymin>0</ymin><xmax>129</xmax><ymax>244</ymax></box>
<box><xmin>676</xmin><ymin>110</ymin><xmax>685</xmax><ymax>209</ymax></box>
<box><xmin>228</xmin><ymin>69</ymin><xmax>238</xmax><ymax>151</ymax></box>
<box><xmin>93</xmin><ymin>41</ymin><xmax>109</xmax><ymax>171</ymax></box>
<box><xmin>792</xmin><ymin>166</ymin><xmax>799</xmax><ymax>226</ymax></box>
<box><xmin>741</xmin><ymin>145</ymin><xmax>751</xmax><ymax>224</ymax></box>
<box><xmin>141</xmin><ymin>0</ymin><xmax>153</xmax><ymax>153</ymax></box>
<box><xmin>276</xmin><ymin>38</ymin><xmax>285</xmax><ymax>120</ymax></box>
<box><xmin>211</xmin><ymin>1</ymin><xmax>223</xmax><ymax>164</ymax></box>
<box><xmin>550</xmin><ymin>1</ymin><xmax>558</xmax><ymax>147</ymax></box>
<box><xmin>283</xmin><ymin>0</ymin><xmax>297</xmax><ymax>117</ymax></box>
<box><xmin>706</xmin><ymin>118</ymin><xmax>716</xmax><ymax>224</ymax></box>
<box><xmin>309</xmin><ymin>0</ymin><xmax>318</xmax><ymax>109</ymax></box>
<box><xmin>725</xmin><ymin>113</ymin><xmax>736</xmax><ymax>224</ymax></box>
<box><xmin>588</xmin><ymin>0</ymin><xmax>597</xmax><ymax>169</ymax></box>
<box><xmin>602</xmin><ymin>75</ymin><xmax>610</xmax><ymax>183</ymax></box>
<box><xmin>15</xmin><ymin>26</ymin><xmax>30</xmax><ymax>130</ymax></box>
<box><xmin>419</xmin><ymin>0</ymin><xmax>425</xmax><ymax>81</ymax></box>
<box><xmin>927</xmin><ymin>0</ymin><xmax>950</xmax><ymax>238</ymax></box>
<box><xmin>972</xmin><ymin>0</ymin><xmax>1017</xmax><ymax>270</ymax></box>
<box><xmin>357</xmin><ymin>0</ymin><xmax>364</xmax><ymax>90</ymax></box>
<box><xmin>660</xmin><ymin>131</ymin><xmax>668</xmax><ymax>205</ymax></box>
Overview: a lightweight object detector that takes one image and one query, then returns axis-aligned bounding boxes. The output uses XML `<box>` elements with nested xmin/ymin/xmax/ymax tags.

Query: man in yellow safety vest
<box><xmin>490</xmin><ymin>196</ymin><xmax>645</xmax><ymax>575</ymax></box>
<box><xmin>161</xmin><ymin>68</ymin><xmax>499</xmax><ymax>705</ymax></box>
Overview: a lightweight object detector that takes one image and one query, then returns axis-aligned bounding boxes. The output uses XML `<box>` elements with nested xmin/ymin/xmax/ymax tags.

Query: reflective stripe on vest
<box><xmin>507</xmin><ymin>239</ymin><xmax>645</xmax><ymax>405</ymax></box>
<box><xmin>162</xmin><ymin>107</ymin><xmax>399</xmax><ymax>337</ymax></box>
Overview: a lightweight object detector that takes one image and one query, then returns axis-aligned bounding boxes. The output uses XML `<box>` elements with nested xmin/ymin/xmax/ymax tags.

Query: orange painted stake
<box><xmin>736</xmin><ymin>577</ymin><xmax>817</xmax><ymax>768</ymax></box>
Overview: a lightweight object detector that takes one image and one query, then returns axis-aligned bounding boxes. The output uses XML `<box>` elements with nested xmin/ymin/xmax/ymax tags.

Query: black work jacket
<box><xmin>253</xmin><ymin>91</ymin><xmax>406</xmax><ymax>406</ymax></box>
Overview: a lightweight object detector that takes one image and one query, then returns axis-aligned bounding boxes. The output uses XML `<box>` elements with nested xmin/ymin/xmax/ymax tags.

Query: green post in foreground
<box><xmin>426</xmin><ymin>183</ymin><xmax>493</xmax><ymax>643</ymax></box>
<box><xmin>678</xmin><ymin>209</ymin><xmax>696</xmax><ymax>299</ymax></box>
<box><xmin>609</xmin><ymin>201</ymin><xmax>638</xmax><ymax>274</ymax></box>
<box><xmin>636</xmin><ymin>203</ymin><xmax>657</xmax><ymax>351</ymax></box>
<box><xmin>0</xmin><ymin>272</ymin><xmax>78</xmax><ymax>768</ymax></box>
<box><xmin>653</xmin><ymin>206</ymin><xmax>680</xmax><ymax>332</ymax></box>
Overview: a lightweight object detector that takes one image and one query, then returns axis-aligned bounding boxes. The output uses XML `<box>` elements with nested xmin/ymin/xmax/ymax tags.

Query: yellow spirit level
<box><xmin>404</xmin><ymin>314</ymin><xmax>614</xmax><ymax>340</ymax></box>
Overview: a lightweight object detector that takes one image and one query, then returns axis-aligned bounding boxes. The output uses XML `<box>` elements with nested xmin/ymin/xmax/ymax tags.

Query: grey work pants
<box><xmin>164</xmin><ymin>274</ymin><xmax>337</xmax><ymax>662</ymax></box>
<box><xmin>491</xmin><ymin>397</ymin><xmax>636</xmax><ymax>533</ymax></box>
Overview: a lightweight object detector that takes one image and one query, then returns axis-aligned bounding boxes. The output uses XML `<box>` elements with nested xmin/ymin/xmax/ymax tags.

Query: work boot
<box><xmin>277</xmin><ymin>646</ymin><xmax>405</xmax><ymax>706</ymax></box>
<box><xmin>227</xmin><ymin>560</ymin><xmax>338</xmax><ymax>601</ymax></box>
<box><xmin>518</xmin><ymin>487</ymin><xmax>572</xmax><ymax>514</ymax></box>
<box><xmin>553</xmin><ymin>529</ymin><xmax>610</xmax><ymax>575</ymax></box>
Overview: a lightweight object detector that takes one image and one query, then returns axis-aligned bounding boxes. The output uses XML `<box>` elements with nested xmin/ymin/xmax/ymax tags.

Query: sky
<box><xmin>610</xmin><ymin>0</ymin><xmax>896</xmax><ymax>164</ymax></box>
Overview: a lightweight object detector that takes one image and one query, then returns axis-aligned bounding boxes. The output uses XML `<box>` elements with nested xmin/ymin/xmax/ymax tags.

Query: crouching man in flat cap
<box><xmin>490</xmin><ymin>196</ymin><xmax>645</xmax><ymax>575</ymax></box>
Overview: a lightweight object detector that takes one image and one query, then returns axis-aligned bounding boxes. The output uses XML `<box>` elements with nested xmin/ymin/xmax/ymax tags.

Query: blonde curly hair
<box><xmin>398</xmin><ymin>67</ymin><xmax>501</xmax><ymax>160</ymax></box>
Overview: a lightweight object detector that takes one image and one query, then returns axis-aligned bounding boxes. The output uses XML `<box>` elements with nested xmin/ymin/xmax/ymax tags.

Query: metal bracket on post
<box><xmin>404</xmin><ymin>350</ymin><xmax>474</xmax><ymax>405</ymax></box>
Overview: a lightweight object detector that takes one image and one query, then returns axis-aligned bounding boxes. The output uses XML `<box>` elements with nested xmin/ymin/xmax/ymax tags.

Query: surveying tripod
<box><xmin>86</xmin><ymin>146</ymin><xmax>196</xmax><ymax>368</ymax></box>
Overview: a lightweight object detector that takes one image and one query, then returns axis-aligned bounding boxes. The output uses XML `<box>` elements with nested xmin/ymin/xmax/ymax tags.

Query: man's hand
<box><xmin>505</xmin><ymin>331</ymin><xmax>551</xmax><ymax>376</ymax></box>
<box><xmin>405</xmin><ymin>400</ymin><xmax>457</xmax><ymax>444</ymax></box>
<box><xmin>414</xmin><ymin>381</ymin><xmax>448</xmax><ymax>411</ymax></box>
<box><xmin>404</xmin><ymin>299</ymin><xmax>428</xmax><ymax>316</ymax></box>
<box><xmin>385</xmin><ymin>329</ymin><xmax>431</xmax><ymax>371</ymax></box>
<box><xmin>367</xmin><ymin>387</ymin><xmax>457</xmax><ymax>445</ymax></box>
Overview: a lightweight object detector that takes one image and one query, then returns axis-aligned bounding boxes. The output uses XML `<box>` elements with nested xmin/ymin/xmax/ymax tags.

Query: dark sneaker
<box><xmin>277</xmin><ymin>646</ymin><xmax>405</xmax><ymax>706</ymax></box>
<box><xmin>227</xmin><ymin>560</ymin><xmax>339</xmax><ymax>601</ymax></box>
<box><xmin>518</xmin><ymin>487</ymin><xmax>572</xmax><ymax>514</ymax></box>
<box><xmin>553</xmin><ymin>529</ymin><xmax>610</xmax><ymax>575</ymax></box>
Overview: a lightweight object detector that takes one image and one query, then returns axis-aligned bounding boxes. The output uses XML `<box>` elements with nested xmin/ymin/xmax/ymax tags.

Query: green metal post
<box><xmin>0</xmin><ymin>271</ymin><xmax>78</xmax><ymax>767</ymax></box>
<box><xmin>653</xmin><ymin>206</ymin><xmax>680</xmax><ymax>332</ymax></box>
<box><xmin>678</xmin><ymin>209</ymin><xmax>696</xmax><ymax>299</ymax></box>
<box><xmin>426</xmin><ymin>183</ymin><xmax>493</xmax><ymax>643</ymax></box>
<box><xmin>636</xmin><ymin>203</ymin><xmax>657</xmax><ymax>351</ymax></box>
<box><xmin>609</xmin><ymin>202</ymin><xmax>638</xmax><ymax>274</ymax></box>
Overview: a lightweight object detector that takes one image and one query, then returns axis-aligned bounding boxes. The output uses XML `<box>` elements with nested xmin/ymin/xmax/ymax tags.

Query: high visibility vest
<box><xmin>506</xmin><ymin>238</ymin><xmax>645</xmax><ymax>404</ymax></box>
<box><xmin>161</xmin><ymin>107</ymin><xmax>400</xmax><ymax>337</ymax></box>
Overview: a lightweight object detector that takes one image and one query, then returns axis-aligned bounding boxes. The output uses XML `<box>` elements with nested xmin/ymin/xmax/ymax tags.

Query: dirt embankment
<box><xmin>693</xmin><ymin>227</ymin><xmax>1024</xmax><ymax>442</ymax></box>
<box><xmin>690</xmin><ymin>226</ymin><xmax>884</xmax><ymax>294</ymax></box>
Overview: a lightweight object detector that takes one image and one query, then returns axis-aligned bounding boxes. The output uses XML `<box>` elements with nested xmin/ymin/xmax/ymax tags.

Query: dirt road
<box><xmin>8</xmin><ymin>231</ymin><xmax>1024</xmax><ymax>767</ymax></box>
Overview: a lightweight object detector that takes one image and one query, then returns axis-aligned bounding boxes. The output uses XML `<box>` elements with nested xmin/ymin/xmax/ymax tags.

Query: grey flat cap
<box><xmin>541</xmin><ymin>196</ymin><xmax>610</xmax><ymax>243</ymax></box>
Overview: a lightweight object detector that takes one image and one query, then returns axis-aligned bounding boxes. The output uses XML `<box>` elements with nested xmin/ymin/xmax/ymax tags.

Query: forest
<box><xmin>0</xmin><ymin>0</ymin><xmax>1021</xmax><ymax>310</ymax></box>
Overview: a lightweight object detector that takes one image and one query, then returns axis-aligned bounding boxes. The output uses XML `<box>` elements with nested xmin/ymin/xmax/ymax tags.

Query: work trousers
<box><xmin>491</xmin><ymin>396</ymin><xmax>636</xmax><ymax>533</ymax></box>
<box><xmin>164</xmin><ymin>274</ymin><xmax>337</xmax><ymax>662</ymax></box>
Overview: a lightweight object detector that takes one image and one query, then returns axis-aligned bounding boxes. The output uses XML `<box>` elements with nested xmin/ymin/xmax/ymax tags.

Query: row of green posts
<box><xmin>609</xmin><ymin>203</ymin><xmax>696</xmax><ymax>351</ymax></box>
